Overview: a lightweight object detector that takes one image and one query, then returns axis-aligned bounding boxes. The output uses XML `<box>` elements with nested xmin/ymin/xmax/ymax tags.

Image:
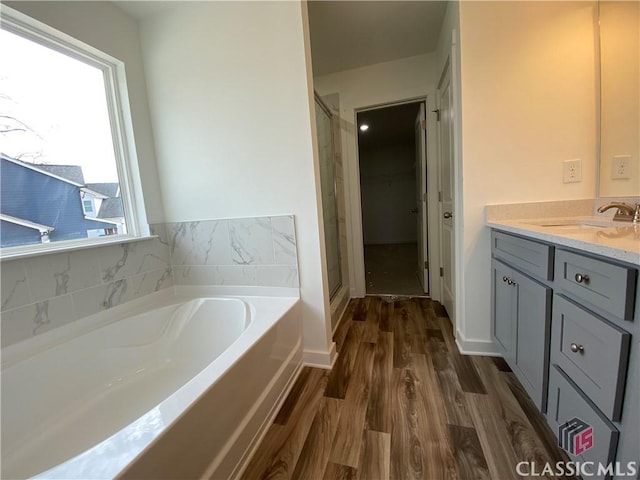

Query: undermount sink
<box><xmin>522</xmin><ymin>218</ymin><xmax>619</xmax><ymax>229</ymax></box>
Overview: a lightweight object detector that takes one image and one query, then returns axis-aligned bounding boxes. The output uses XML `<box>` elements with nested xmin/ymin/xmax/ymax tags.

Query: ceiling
<box><xmin>357</xmin><ymin>102</ymin><xmax>422</xmax><ymax>151</ymax></box>
<box><xmin>114</xmin><ymin>2</ymin><xmax>447</xmax><ymax>77</ymax></box>
<box><xmin>114</xmin><ymin>0</ymin><xmax>438</xmax><ymax>151</ymax></box>
<box><xmin>308</xmin><ymin>1</ymin><xmax>447</xmax><ymax>76</ymax></box>
<box><xmin>113</xmin><ymin>1</ymin><xmax>179</xmax><ymax>20</ymax></box>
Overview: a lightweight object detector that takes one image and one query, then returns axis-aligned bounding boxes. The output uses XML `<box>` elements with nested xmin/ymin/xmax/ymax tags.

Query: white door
<box><xmin>438</xmin><ymin>61</ymin><xmax>455</xmax><ymax>324</ymax></box>
<box><xmin>414</xmin><ymin>103</ymin><xmax>428</xmax><ymax>294</ymax></box>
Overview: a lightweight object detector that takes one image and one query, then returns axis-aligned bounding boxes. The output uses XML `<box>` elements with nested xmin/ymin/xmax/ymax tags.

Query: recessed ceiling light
<box><xmin>359</xmin><ymin>124</ymin><xmax>369</xmax><ymax>132</ymax></box>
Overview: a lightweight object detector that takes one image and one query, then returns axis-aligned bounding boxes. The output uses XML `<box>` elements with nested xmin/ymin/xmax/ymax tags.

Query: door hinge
<box><xmin>438</xmin><ymin>191</ymin><xmax>443</xmax><ymax>202</ymax></box>
<box><xmin>439</xmin><ymin>267</ymin><xmax>444</xmax><ymax>277</ymax></box>
<box><xmin>424</xmin><ymin>261</ymin><xmax>429</xmax><ymax>270</ymax></box>
<box><xmin>432</xmin><ymin>109</ymin><xmax>441</xmax><ymax>121</ymax></box>
<box><xmin>420</xmin><ymin>120</ymin><xmax>426</xmax><ymax>130</ymax></box>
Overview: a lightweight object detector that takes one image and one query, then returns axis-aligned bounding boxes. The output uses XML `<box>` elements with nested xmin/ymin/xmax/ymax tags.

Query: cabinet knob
<box><xmin>443</xmin><ymin>211</ymin><xmax>453</xmax><ymax>219</ymax></box>
<box><xmin>507</xmin><ymin>278</ymin><xmax>516</xmax><ymax>286</ymax></box>
<box><xmin>574</xmin><ymin>273</ymin><xmax>589</xmax><ymax>284</ymax></box>
<box><xmin>570</xmin><ymin>343</ymin><xmax>585</xmax><ymax>353</ymax></box>
<box><xmin>502</xmin><ymin>276</ymin><xmax>508</xmax><ymax>283</ymax></box>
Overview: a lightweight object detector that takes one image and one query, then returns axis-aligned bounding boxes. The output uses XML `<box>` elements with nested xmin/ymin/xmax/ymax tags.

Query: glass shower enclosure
<box><xmin>314</xmin><ymin>93</ymin><xmax>342</xmax><ymax>299</ymax></box>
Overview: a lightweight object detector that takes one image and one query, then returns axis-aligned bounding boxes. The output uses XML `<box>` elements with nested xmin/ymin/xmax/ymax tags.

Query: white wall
<box><xmin>314</xmin><ymin>53</ymin><xmax>439</xmax><ymax>296</ymax></box>
<box><xmin>457</xmin><ymin>1</ymin><xmax>598</xmax><ymax>346</ymax></box>
<box><xmin>360</xmin><ymin>143</ymin><xmax>417</xmax><ymax>245</ymax></box>
<box><xmin>4</xmin><ymin>1</ymin><xmax>165</xmax><ymax>224</ymax></box>
<box><xmin>599</xmin><ymin>1</ymin><xmax>640</xmax><ymax>197</ymax></box>
<box><xmin>137</xmin><ymin>2</ymin><xmax>334</xmax><ymax>365</ymax></box>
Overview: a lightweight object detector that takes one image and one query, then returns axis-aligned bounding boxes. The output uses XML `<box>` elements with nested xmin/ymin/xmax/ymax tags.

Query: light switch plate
<box><xmin>563</xmin><ymin>159</ymin><xmax>582</xmax><ymax>183</ymax></box>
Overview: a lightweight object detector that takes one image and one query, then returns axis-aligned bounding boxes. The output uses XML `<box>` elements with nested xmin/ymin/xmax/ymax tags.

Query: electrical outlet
<box><xmin>612</xmin><ymin>155</ymin><xmax>631</xmax><ymax>179</ymax></box>
<box><xmin>563</xmin><ymin>159</ymin><xmax>582</xmax><ymax>183</ymax></box>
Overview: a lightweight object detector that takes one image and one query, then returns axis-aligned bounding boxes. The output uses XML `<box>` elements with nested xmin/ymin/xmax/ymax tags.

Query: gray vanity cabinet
<box><xmin>491</xmin><ymin>233</ymin><xmax>552</xmax><ymax>411</ymax></box>
<box><xmin>547</xmin><ymin>248</ymin><xmax>638</xmax><ymax>480</ymax></box>
<box><xmin>492</xmin><ymin>228</ymin><xmax>639</xmax><ymax>480</ymax></box>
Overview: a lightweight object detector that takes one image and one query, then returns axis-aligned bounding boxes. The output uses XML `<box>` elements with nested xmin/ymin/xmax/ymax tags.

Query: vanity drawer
<box><xmin>547</xmin><ymin>365</ymin><xmax>619</xmax><ymax>478</ymax></box>
<box><xmin>491</xmin><ymin>231</ymin><xmax>553</xmax><ymax>280</ymax></box>
<box><xmin>555</xmin><ymin>249</ymin><xmax>637</xmax><ymax>321</ymax></box>
<box><xmin>551</xmin><ymin>295</ymin><xmax>630</xmax><ymax>421</ymax></box>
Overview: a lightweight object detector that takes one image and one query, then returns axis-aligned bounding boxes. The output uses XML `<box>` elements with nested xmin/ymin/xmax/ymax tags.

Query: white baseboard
<box><xmin>303</xmin><ymin>342</ymin><xmax>337</xmax><ymax>369</ymax></box>
<box><xmin>455</xmin><ymin>329</ymin><xmax>500</xmax><ymax>356</ymax></box>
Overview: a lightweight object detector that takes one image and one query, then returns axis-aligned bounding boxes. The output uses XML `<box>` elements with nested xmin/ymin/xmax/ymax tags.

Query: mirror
<box><xmin>598</xmin><ymin>1</ymin><xmax>640</xmax><ymax>197</ymax></box>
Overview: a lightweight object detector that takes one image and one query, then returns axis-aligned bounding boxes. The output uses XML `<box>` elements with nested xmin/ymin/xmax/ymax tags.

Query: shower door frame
<box><xmin>314</xmin><ymin>92</ymin><xmax>343</xmax><ymax>300</ymax></box>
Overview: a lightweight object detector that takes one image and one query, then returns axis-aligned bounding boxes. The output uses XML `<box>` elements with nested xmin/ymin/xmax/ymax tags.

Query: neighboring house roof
<box><xmin>98</xmin><ymin>197</ymin><xmax>124</xmax><ymax>219</ymax></box>
<box><xmin>0</xmin><ymin>154</ymin><xmax>85</xmax><ymax>187</ymax></box>
<box><xmin>80</xmin><ymin>187</ymin><xmax>108</xmax><ymax>199</ymax></box>
<box><xmin>31</xmin><ymin>164</ymin><xmax>85</xmax><ymax>184</ymax></box>
<box><xmin>0</xmin><ymin>213</ymin><xmax>54</xmax><ymax>233</ymax></box>
<box><xmin>86</xmin><ymin>182</ymin><xmax>120</xmax><ymax>197</ymax></box>
<box><xmin>1</xmin><ymin>156</ymin><xmax>117</xmax><ymax>246</ymax></box>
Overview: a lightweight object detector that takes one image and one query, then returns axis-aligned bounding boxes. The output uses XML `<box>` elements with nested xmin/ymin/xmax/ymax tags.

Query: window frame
<box><xmin>0</xmin><ymin>6</ymin><xmax>150</xmax><ymax>260</ymax></box>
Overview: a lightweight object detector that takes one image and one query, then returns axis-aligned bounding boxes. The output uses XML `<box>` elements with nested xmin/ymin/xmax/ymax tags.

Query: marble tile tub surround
<box><xmin>154</xmin><ymin>215</ymin><xmax>299</xmax><ymax>289</ymax></box>
<box><xmin>1</xmin><ymin>237</ymin><xmax>173</xmax><ymax>347</ymax></box>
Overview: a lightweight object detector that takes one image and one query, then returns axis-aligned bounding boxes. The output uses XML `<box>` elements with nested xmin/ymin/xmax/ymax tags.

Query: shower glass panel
<box><xmin>315</xmin><ymin>94</ymin><xmax>342</xmax><ymax>298</ymax></box>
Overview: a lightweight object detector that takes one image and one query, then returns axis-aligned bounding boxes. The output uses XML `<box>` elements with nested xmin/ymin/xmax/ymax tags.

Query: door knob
<box><xmin>443</xmin><ymin>212</ymin><xmax>453</xmax><ymax>219</ymax></box>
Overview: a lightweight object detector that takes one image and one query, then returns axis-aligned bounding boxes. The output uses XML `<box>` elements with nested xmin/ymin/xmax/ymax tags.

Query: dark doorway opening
<box><xmin>357</xmin><ymin>101</ymin><xmax>428</xmax><ymax>296</ymax></box>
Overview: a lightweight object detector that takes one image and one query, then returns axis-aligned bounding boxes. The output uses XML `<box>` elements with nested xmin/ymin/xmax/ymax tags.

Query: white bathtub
<box><xmin>1</xmin><ymin>286</ymin><xmax>302</xmax><ymax>479</ymax></box>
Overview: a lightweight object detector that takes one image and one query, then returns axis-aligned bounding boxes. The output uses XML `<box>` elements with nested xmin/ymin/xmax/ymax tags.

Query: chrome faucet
<box><xmin>597</xmin><ymin>202</ymin><xmax>640</xmax><ymax>223</ymax></box>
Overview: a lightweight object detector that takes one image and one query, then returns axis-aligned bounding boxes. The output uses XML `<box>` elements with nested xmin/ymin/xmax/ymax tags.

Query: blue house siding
<box><xmin>1</xmin><ymin>158</ymin><xmax>115</xmax><ymax>247</ymax></box>
<box><xmin>0</xmin><ymin>221</ymin><xmax>42</xmax><ymax>247</ymax></box>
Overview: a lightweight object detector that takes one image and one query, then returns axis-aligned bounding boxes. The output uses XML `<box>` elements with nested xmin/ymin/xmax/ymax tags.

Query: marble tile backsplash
<box><xmin>1</xmin><ymin>215</ymin><xmax>298</xmax><ymax>348</ymax></box>
<box><xmin>155</xmin><ymin>215</ymin><xmax>299</xmax><ymax>289</ymax></box>
<box><xmin>1</xmin><ymin>237</ymin><xmax>173</xmax><ymax>347</ymax></box>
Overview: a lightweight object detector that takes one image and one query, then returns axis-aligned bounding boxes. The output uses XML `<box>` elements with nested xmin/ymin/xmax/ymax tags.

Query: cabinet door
<box><xmin>513</xmin><ymin>270</ymin><xmax>552</xmax><ymax>411</ymax></box>
<box><xmin>492</xmin><ymin>260</ymin><xmax>515</xmax><ymax>364</ymax></box>
<box><xmin>547</xmin><ymin>365</ymin><xmax>619</xmax><ymax>479</ymax></box>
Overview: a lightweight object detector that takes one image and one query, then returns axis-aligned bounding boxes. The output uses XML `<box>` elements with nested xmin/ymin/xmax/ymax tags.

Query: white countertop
<box><xmin>487</xmin><ymin>216</ymin><xmax>640</xmax><ymax>266</ymax></box>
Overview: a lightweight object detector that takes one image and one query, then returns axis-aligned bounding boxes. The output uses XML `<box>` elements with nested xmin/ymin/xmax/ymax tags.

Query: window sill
<box><xmin>0</xmin><ymin>235</ymin><xmax>159</xmax><ymax>262</ymax></box>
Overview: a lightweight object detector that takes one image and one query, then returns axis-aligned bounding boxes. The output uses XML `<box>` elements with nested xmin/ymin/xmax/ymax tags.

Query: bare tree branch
<box><xmin>0</xmin><ymin>114</ymin><xmax>43</xmax><ymax>139</ymax></box>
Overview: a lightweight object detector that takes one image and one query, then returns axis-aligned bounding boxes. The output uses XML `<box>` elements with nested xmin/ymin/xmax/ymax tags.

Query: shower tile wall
<box><xmin>1</xmin><ymin>237</ymin><xmax>172</xmax><ymax>347</ymax></box>
<box><xmin>316</xmin><ymin>99</ymin><xmax>341</xmax><ymax>295</ymax></box>
<box><xmin>319</xmin><ymin>94</ymin><xmax>349</xmax><ymax>294</ymax></box>
<box><xmin>325</xmin><ymin>95</ymin><xmax>350</xmax><ymax>295</ymax></box>
<box><xmin>156</xmin><ymin>215</ymin><xmax>299</xmax><ymax>289</ymax></box>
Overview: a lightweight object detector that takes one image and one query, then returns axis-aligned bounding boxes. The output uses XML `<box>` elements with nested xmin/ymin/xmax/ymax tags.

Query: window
<box><xmin>82</xmin><ymin>200</ymin><xmax>94</xmax><ymax>214</ymax></box>
<box><xmin>0</xmin><ymin>8</ymin><xmax>147</xmax><ymax>256</ymax></box>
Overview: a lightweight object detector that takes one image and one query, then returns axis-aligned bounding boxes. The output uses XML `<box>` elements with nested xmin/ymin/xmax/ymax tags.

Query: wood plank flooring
<box><xmin>244</xmin><ymin>296</ymin><xmax>571</xmax><ymax>480</ymax></box>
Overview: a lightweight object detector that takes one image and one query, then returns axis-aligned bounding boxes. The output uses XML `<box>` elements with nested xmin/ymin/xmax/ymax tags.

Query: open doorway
<box><xmin>357</xmin><ymin>100</ymin><xmax>428</xmax><ymax>297</ymax></box>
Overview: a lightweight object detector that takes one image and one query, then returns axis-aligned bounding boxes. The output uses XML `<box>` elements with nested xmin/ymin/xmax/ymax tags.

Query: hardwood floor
<box><xmin>244</xmin><ymin>296</ymin><xmax>570</xmax><ymax>480</ymax></box>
